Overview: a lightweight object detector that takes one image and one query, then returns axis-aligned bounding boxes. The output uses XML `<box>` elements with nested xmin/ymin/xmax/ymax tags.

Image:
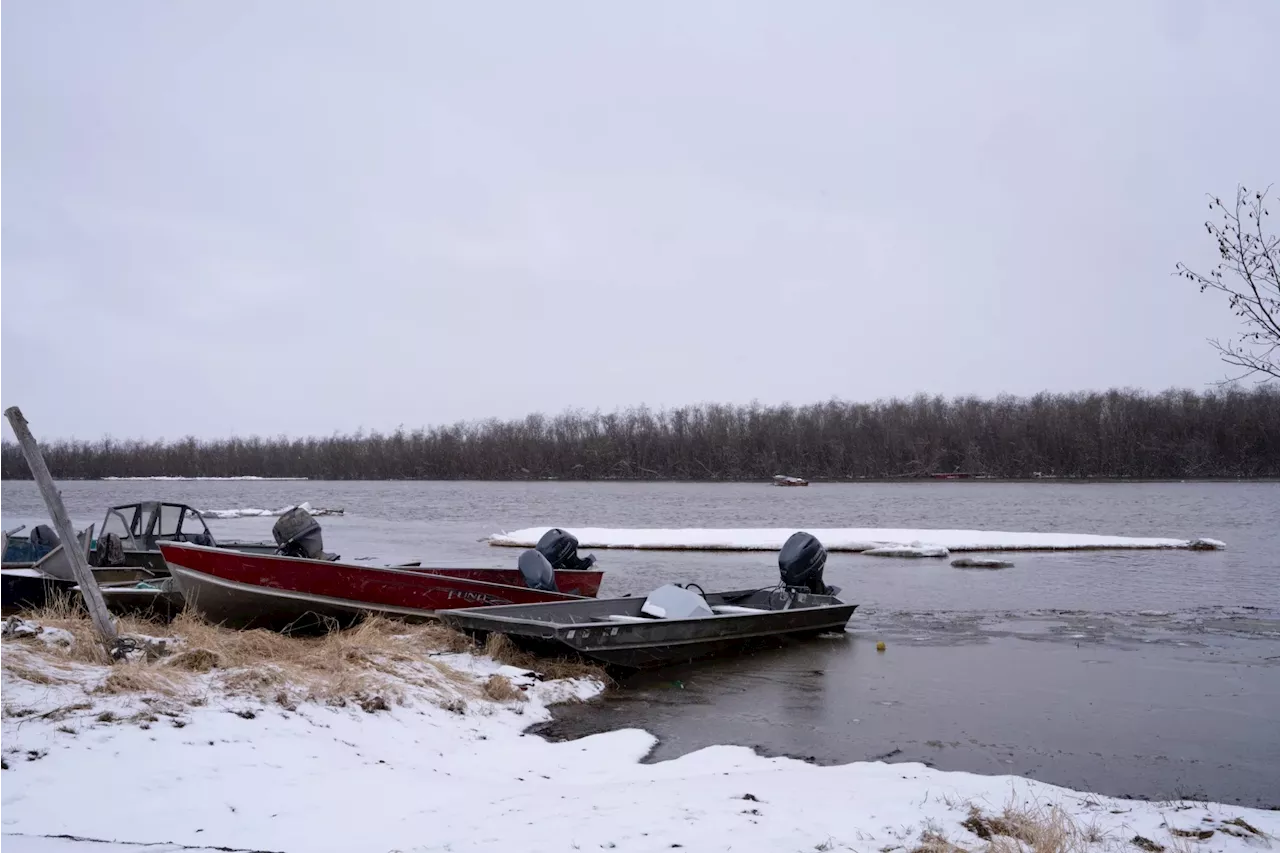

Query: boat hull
<box><xmin>158</xmin><ymin>542</ymin><xmax>586</xmax><ymax>632</ymax></box>
<box><xmin>440</xmin><ymin>588</ymin><xmax>857</xmax><ymax>669</ymax></box>
<box><xmin>96</xmin><ymin>579</ymin><xmax>187</xmax><ymax>620</ymax></box>
<box><xmin>1</xmin><ymin>566</ymin><xmax>163</xmax><ymax>612</ymax></box>
<box><xmin>85</xmin><ymin>565</ymin><xmax>601</xmax><ymax>622</ymax></box>
<box><xmin>1</xmin><ymin>569</ymin><xmax>69</xmax><ymax>612</ymax></box>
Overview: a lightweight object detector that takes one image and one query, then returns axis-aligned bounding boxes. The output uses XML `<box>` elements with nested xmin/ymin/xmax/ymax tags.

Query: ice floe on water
<box><xmin>951</xmin><ymin>557</ymin><xmax>1016</xmax><ymax>569</ymax></box>
<box><xmin>489</xmin><ymin>527</ymin><xmax>1226</xmax><ymax>552</ymax></box>
<box><xmin>2</xmin><ymin>618</ymin><xmax>1275</xmax><ymax>853</ymax></box>
<box><xmin>862</xmin><ymin>543</ymin><xmax>951</xmax><ymax>558</ymax></box>
<box><xmin>199</xmin><ymin>500</ymin><xmax>344</xmax><ymax>519</ymax></box>
<box><xmin>100</xmin><ymin>476</ymin><xmax>308</xmax><ymax>481</ymax></box>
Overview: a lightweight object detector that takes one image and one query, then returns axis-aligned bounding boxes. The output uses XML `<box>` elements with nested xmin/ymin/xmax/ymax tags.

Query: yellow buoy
<box><xmin>876</xmin><ymin>641</ymin><xmax>886</xmax><ymax>652</ymax></box>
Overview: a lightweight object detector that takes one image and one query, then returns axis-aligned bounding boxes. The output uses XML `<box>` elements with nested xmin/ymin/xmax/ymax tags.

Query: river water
<box><xmin>3</xmin><ymin>479</ymin><xmax>1277</xmax><ymax>806</ymax></box>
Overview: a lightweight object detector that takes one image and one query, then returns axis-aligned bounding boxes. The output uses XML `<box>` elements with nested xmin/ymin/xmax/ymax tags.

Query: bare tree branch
<box><xmin>1176</xmin><ymin>184</ymin><xmax>1280</xmax><ymax>382</ymax></box>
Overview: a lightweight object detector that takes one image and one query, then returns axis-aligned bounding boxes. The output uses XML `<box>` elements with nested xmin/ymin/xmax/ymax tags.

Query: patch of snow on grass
<box><xmin>2</xmin><ymin>617</ymin><xmax>41</xmax><ymax>638</ymax></box>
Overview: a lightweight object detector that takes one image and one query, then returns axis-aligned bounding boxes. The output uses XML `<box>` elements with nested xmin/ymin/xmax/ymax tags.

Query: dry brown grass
<box><xmin>3</xmin><ymin>607</ymin><xmax>602</xmax><ymax>715</ymax></box>
<box><xmin>482</xmin><ymin>633</ymin><xmax>609</xmax><ymax>684</ymax></box>
<box><xmin>1</xmin><ymin>604</ymin><xmax>529</xmax><ymax>701</ymax></box>
<box><xmin>4</xmin><ymin>662</ymin><xmax>71</xmax><ymax>685</ymax></box>
<box><xmin>1220</xmin><ymin>818</ymin><xmax>1265</xmax><ymax>838</ymax></box>
<box><xmin>957</xmin><ymin>803</ymin><xmax>1108</xmax><ymax>853</ymax></box>
<box><xmin>14</xmin><ymin>591</ymin><xmax>174</xmax><ymax>666</ymax></box>
<box><xmin>482</xmin><ymin>674</ymin><xmax>527</xmax><ymax>703</ymax></box>
<box><xmin>913</xmin><ymin>830</ymin><xmax>969</xmax><ymax>853</ymax></box>
<box><xmin>26</xmin><ymin>589</ymin><xmax>89</xmax><ymax>622</ymax></box>
<box><xmin>166</xmin><ymin>647</ymin><xmax>222</xmax><ymax>672</ymax></box>
<box><xmin>161</xmin><ymin>613</ymin><xmax>475</xmax><ymax>707</ymax></box>
<box><xmin>97</xmin><ymin>664</ymin><xmax>187</xmax><ymax>697</ymax></box>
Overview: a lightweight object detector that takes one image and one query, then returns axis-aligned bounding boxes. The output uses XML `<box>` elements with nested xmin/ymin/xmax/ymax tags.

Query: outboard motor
<box><xmin>535</xmin><ymin>528</ymin><xmax>597</xmax><ymax>572</ymax></box>
<box><xmin>272</xmin><ymin>507</ymin><xmax>336</xmax><ymax>561</ymax></box>
<box><xmin>778</xmin><ymin>531</ymin><xmax>831</xmax><ymax>595</ymax></box>
<box><xmin>517</xmin><ymin>549</ymin><xmax>559</xmax><ymax>592</ymax></box>
<box><xmin>29</xmin><ymin>524</ymin><xmax>60</xmax><ymax>554</ymax></box>
<box><xmin>96</xmin><ymin>532</ymin><xmax>127</xmax><ymax>567</ymax></box>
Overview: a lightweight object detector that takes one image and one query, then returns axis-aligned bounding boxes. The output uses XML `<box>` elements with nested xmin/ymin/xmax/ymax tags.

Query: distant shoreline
<box><xmin>3</xmin><ymin>476</ymin><xmax>1278</xmax><ymax>485</ymax></box>
<box><xmin>4</xmin><ymin>390</ymin><xmax>1278</xmax><ymax>482</ymax></box>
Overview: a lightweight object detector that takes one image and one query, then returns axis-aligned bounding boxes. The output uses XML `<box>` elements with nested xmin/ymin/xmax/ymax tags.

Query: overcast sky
<box><xmin>3</xmin><ymin>1</ymin><xmax>1277</xmax><ymax>441</ymax></box>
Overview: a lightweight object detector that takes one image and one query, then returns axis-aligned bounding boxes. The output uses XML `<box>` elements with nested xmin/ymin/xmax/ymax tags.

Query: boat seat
<box><xmin>605</xmin><ymin>605</ymin><xmax>768</xmax><ymax>623</ymax></box>
<box><xmin>640</xmin><ymin>584</ymin><xmax>713</xmax><ymax>619</ymax></box>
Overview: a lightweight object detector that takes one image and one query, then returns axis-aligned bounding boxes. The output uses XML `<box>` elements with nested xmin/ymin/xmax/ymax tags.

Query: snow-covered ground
<box><xmin>3</xmin><ymin>623</ymin><xmax>1273</xmax><ymax>853</ymax></box>
<box><xmin>490</xmin><ymin>526</ymin><xmax>1227</xmax><ymax>553</ymax></box>
<box><xmin>199</xmin><ymin>501</ymin><xmax>344</xmax><ymax>519</ymax></box>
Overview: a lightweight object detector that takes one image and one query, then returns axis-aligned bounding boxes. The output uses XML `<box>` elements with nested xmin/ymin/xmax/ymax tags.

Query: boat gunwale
<box><xmin>157</xmin><ymin>541</ymin><xmax>590</xmax><ymax>597</ymax></box>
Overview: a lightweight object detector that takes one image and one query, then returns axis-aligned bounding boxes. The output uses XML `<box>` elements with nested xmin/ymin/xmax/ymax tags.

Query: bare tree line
<box><xmin>2</xmin><ymin>388</ymin><xmax>1277</xmax><ymax>481</ymax></box>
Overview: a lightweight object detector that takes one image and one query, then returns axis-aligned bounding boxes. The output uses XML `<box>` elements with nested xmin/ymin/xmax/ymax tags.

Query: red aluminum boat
<box><xmin>157</xmin><ymin>542</ymin><xmax>587</xmax><ymax>632</ymax></box>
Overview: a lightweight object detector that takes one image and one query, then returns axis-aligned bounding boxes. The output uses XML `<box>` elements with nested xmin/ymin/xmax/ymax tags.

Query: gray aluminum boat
<box><xmin>439</xmin><ymin>584</ymin><xmax>857</xmax><ymax>669</ymax></box>
<box><xmin>93</xmin><ymin>577</ymin><xmax>187</xmax><ymax>620</ymax></box>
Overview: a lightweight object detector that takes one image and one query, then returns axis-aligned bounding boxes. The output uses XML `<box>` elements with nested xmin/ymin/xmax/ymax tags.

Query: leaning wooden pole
<box><xmin>4</xmin><ymin>406</ymin><xmax>118</xmax><ymax>649</ymax></box>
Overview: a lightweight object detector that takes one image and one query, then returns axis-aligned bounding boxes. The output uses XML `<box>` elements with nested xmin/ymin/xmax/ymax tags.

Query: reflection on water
<box><xmin>3</xmin><ymin>479</ymin><xmax>1278</xmax><ymax>805</ymax></box>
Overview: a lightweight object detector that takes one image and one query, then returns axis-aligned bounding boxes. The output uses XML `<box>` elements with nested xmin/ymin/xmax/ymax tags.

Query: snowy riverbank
<box><xmin>3</xmin><ymin>619</ymin><xmax>1274</xmax><ymax>853</ymax></box>
<box><xmin>489</xmin><ymin>526</ymin><xmax>1227</xmax><ymax>553</ymax></box>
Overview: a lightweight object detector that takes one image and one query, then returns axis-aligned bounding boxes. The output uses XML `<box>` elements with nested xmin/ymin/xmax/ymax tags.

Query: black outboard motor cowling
<box><xmin>535</xmin><ymin>528</ymin><xmax>597</xmax><ymax>572</ymax></box>
<box><xmin>272</xmin><ymin>507</ymin><xmax>332</xmax><ymax>560</ymax></box>
<box><xmin>30</xmin><ymin>525</ymin><xmax>60</xmax><ymax>551</ymax></box>
<box><xmin>779</xmin><ymin>531</ymin><xmax>830</xmax><ymax>595</ymax></box>
<box><xmin>517</xmin><ymin>549</ymin><xmax>559</xmax><ymax>592</ymax></box>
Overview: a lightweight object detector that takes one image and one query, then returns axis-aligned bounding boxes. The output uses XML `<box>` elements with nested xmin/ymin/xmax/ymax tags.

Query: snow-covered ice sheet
<box><xmin>199</xmin><ymin>501</ymin><xmax>344</xmax><ymax>519</ymax></box>
<box><xmin>489</xmin><ymin>527</ymin><xmax>1226</xmax><ymax>552</ymax></box>
<box><xmin>863</xmin><ymin>543</ymin><xmax>951</xmax><ymax>558</ymax></box>
<box><xmin>101</xmin><ymin>476</ymin><xmax>308</xmax><ymax>481</ymax></box>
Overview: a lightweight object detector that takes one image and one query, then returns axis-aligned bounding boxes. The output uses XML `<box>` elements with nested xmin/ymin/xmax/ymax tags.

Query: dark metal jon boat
<box><xmin>439</xmin><ymin>584</ymin><xmax>856</xmax><ymax>669</ymax></box>
<box><xmin>441</xmin><ymin>530</ymin><xmax>856</xmax><ymax>669</ymax></box>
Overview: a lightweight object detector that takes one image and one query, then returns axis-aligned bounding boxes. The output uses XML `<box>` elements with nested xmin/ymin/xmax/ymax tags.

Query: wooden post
<box><xmin>4</xmin><ymin>406</ymin><xmax>118</xmax><ymax>648</ymax></box>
